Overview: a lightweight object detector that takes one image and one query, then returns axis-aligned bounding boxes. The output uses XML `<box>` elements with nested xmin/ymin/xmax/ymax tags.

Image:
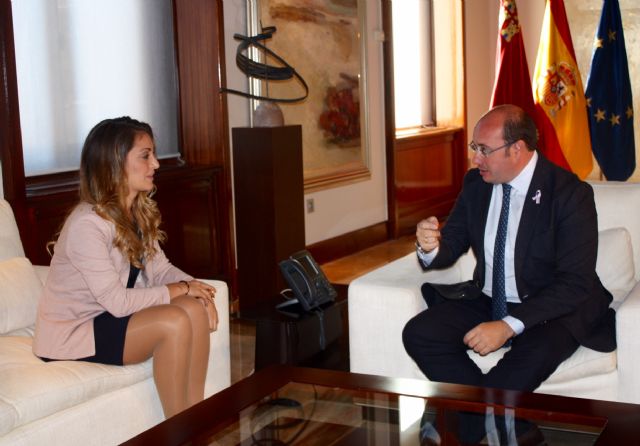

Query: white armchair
<box><xmin>349</xmin><ymin>182</ymin><xmax>640</xmax><ymax>404</ymax></box>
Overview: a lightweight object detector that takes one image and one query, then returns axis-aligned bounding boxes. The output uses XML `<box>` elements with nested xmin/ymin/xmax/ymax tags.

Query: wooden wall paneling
<box><xmin>153</xmin><ymin>166</ymin><xmax>226</xmax><ymax>280</ymax></box>
<box><xmin>173</xmin><ymin>0</ymin><xmax>227</xmax><ymax>166</ymax></box>
<box><xmin>23</xmin><ymin>172</ymin><xmax>80</xmax><ymax>263</ymax></box>
<box><xmin>0</xmin><ymin>0</ymin><xmax>27</xmax><ymax>233</ymax></box>
<box><xmin>381</xmin><ymin>0</ymin><xmax>398</xmax><ymax>238</ymax></box>
<box><xmin>306</xmin><ymin>222</ymin><xmax>389</xmax><ymax>265</ymax></box>
<box><xmin>173</xmin><ymin>0</ymin><xmax>235</xmax><ymax>287</ymax></box>
<box><xmin>394</xmin><ymin>128</ymin><xmax>466</xmax><ymax>236</ymax></box>
<box><xmin>25</xmin><ymin>192</ymin><xmax>78</xmax><ymax>266</ymax></box>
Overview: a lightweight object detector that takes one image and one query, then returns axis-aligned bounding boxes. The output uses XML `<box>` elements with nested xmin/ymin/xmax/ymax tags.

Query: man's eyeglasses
<box><xmin>468</xmin><ymin>140</ymin><xmax>514</xmax><ymax>157</ymax></box>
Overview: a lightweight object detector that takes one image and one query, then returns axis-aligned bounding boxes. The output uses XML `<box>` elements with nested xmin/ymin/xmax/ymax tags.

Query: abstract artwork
<box><xmin>253</xmin><ymin>0</ymin><xmax>370</xmax><ymax>191</ymax></box>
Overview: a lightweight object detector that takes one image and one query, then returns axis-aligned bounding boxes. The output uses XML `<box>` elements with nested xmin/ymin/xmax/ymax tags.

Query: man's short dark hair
<box><xmin>502</xmin><ymin>108</ymin><xmax>538</xmax><ymax>152</ymax></box>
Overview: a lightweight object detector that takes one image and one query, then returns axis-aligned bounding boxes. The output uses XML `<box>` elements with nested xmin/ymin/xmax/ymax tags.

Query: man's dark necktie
<box><xmin>492</xmin><ymin>183</ymin><xmax>511</xmax><ymax>321</ymax></box>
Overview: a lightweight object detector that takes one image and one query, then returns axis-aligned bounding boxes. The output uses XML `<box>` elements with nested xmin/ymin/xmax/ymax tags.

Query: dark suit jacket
<box><xmin>424</xmin><ymin>154</ymin><xmax>616</xmax><ymax>352</ymax></box>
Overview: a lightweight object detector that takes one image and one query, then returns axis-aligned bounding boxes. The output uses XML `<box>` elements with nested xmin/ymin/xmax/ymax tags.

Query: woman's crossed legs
<box><xmin>123</xmin><ymin>295</ymin><xmax>210</xmax><ymax>417</ymax></box>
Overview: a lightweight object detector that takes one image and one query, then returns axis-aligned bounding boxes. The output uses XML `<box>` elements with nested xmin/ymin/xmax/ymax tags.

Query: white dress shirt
<box><xmin>482</xmin><ymin>151</ymin><xmax>538</xmax><ymax>334</ymax></box>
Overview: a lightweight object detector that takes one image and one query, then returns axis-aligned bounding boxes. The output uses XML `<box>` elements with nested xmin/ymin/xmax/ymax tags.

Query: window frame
<box><xmin>0</xmin><ymin>0</ymin><xmax>234</xmax><ymax>280</ymax></box>
<box><xmin>390</xmin><ymin>0</ymin><xmax>436</xmax><ymax>134</ymax></box>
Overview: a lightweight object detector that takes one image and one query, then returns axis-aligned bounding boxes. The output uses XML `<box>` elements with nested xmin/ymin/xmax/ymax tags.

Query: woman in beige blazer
<box><xmin>33</xmin><ymin>117</ymin><xmax>218</xmax><ymax>418</ymax></box>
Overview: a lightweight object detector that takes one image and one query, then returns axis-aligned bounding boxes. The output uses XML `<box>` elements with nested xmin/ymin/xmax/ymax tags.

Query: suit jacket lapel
<box><xmin>514</xmin><ymin>155</ymin><xmax>549</xmax><ymax>280</ymax></box>
<box><xmin>475</xmin><ymin>180</ymin><xmax>493</xmax><ymax>282</ymax></box>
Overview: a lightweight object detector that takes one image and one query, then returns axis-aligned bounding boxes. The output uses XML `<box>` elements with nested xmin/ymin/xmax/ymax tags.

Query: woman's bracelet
<box><xmin>180</xmin><ymin>280</ymin><xmax>190</xmax><ymax>295</ymax></box>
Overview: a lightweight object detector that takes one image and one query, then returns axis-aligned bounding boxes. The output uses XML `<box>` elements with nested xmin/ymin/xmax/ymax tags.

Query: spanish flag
<box><xmin>533</xmin><ymin>0</ymin><xmax>593</xmax><ymax>179</ymax></box>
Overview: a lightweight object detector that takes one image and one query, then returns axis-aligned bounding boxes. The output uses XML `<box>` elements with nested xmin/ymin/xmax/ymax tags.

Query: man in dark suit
<box><xmin>403</xmin><ymin>104</ymin><xmax>616</xmax><ymax>393</ymax></box>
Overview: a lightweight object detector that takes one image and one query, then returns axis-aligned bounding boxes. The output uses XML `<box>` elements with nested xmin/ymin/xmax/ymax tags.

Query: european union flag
<box><xmin>585</xmin><ymin>0</ymin><xmax>635</xmax><ymax>181</ymax></box>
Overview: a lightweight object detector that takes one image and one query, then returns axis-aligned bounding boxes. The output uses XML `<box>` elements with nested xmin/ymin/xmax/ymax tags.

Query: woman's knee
<box><xmin>171</xmin><ymin>296</ymin><xmax>208</xmax><ymax>329</ymax></box>
<box><xmin>155</xmin><ymin>305</ymin><xmax>193</xmax><ymax>340</ymax></box>
<box><xmin>124</xmin><ymin>305</ymin><xmax>192</xmax><ymax>363</ymax></box>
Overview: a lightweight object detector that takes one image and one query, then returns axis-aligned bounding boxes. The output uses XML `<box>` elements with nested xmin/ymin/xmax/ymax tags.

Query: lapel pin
<box><xmin>532</xmin><ymin>189</ymin><xmax>541</xmax><ymax>204</ymax></box>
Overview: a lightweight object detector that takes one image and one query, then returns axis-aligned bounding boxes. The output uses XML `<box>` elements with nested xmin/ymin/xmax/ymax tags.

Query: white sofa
<box><xmin>349</xmin><ymin>181</ymin><xmax>640</xmax><ymax>404</ymax></box>
<box><xmin>0</xmin><ymin>199</ymin><xmax>231</xmax><ymax>445</ymax></box>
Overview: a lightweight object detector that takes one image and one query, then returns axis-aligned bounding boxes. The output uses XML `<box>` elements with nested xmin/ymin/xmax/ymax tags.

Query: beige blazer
<box><xmin>33</xmin><ymin>203</ymin><xmax>192</xmax><ymax>359</ymax></box>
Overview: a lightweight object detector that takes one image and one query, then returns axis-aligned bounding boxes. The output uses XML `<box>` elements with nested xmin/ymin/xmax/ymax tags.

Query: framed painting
<box><xmin>248</xmin><ymin>0</ymin><xmax>371</xmax><ymax>192</ymax></box>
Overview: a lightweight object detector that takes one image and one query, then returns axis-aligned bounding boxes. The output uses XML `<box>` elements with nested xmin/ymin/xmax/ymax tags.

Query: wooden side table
<box><xmin>240</xmin><ymin>284</ymin><xmax>349</xmax><ymax>371</ymax></box>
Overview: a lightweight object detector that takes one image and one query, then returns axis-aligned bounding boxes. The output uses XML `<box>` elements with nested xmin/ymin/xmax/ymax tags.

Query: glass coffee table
<box><xmin>123</xmin><ymin>366</ymin><xmax>640</xmax><ymax>445</ymax></box>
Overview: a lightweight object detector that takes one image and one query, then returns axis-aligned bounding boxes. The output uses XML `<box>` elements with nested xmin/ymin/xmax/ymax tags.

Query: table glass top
<box><xmin>202</xmin><ymin>381</ymin><xmax>605</xmax><ymax>445</ymax></box>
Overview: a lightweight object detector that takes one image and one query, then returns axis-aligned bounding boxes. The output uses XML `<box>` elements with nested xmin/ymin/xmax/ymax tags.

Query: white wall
<box><xmin>222</xmin><ymin>1</ymin><xmax>387</xmax><ymax>246</ymax></box>
<box><xmin>464</xmin><ymin>0</ymin><xmax>498</xmax><ymax>140</ymax></box>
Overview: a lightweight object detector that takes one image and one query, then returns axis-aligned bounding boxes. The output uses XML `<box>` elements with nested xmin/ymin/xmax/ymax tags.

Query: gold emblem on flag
<box><xmin>537</xmin><ymin>62</ymin><xmax>578</xmax><ymax>116</ymax></box>
<box><xmin>500</xmin><ymin>0</ymin><xmax>520</xmax><ymax>43</ymax></box>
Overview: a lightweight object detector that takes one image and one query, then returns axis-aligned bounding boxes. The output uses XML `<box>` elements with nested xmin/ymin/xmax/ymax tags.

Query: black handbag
<box><xmin>421</xmin><ymin>280</ymin><xmax>482</xmax><ymax>307</ymax></box>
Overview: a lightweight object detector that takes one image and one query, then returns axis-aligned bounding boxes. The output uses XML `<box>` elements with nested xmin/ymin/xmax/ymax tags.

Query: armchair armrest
<box><xmin>32</xmin><ymin>265</ymin><xmax>50</xmax><ymax>286</ymax></box>
<box><xmin>615</xmin><ymin>280</ymin><xmax>640</xmax><ymax>403</ymax></box>
<box><xmin>198</xmin><ymin>279</ymin><xmax>231</xmax><ymax>396</ymax></box>
<box><xmin>348</xmin><ymin>252</ymin><xmax>468</xmax><ymax>380</ymax></box>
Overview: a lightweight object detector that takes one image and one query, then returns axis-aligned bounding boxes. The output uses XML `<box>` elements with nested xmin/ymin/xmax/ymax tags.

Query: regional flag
<box><xmin>533</xmin><ymin>0</ymin><xmax>593</xmax><ymax>179</ymax></box>
<box><xmin>491</xmin><ymin>0</ymin><xmax>540</xmax><ymax>138</ymax></box>
<box><xmin>585</xmin><ymin>0</ymin><xmax>635</xmax><ymax>181</ymax></box>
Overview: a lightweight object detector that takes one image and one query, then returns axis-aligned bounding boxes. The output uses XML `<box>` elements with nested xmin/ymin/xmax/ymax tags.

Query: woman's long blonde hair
<box><xmin>78</xmin><ymin>116</ymin><xmax>165</xmax><ymax>268</ymax></box>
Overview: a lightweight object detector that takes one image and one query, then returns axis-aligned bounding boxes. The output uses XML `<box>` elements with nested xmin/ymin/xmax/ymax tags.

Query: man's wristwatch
<box><xmin>415</xmin><ymin>241</ymin><xmax>427</xmax><ymax>255</ymax></box>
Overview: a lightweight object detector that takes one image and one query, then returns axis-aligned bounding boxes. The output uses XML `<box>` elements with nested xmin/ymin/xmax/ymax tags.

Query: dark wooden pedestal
<box><xmin>232</xmin><ymin>126</ymin><xmax>306</xmax><ymax>310</ymax></box>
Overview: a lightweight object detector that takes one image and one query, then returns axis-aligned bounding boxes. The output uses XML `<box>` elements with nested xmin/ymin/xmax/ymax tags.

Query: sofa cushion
<box><xmin>0</xmin><ymin>258</ymin><xmax>43</xmax><ymax>335</ymax></box>
<box><xmin>544</xmin><ymin>347</ymin><xmax>617</xmax><ymax>384</ymax></box>
<box><xmin>0</xmin><ymin>201</ymin><xmax>25</xmax><ymax>261</ymax></box>
<box><xmin>596</xmin><ymin>227</ymin><xmax>635</xmax><ymax>301</ymax></box>
<box><xmin>592</xmin><ymin>182</ymin><xmax>640</xmax><ymax>281</ymax></box>
<box><xmin>469</xmin><ymin>346</ymin><xmax>616</xmax><ymax>384</ymax></box>
<box><xmin>0</xmin><ymin>336</ymin><xmax>152</xmax><ymax>437</ymax></box>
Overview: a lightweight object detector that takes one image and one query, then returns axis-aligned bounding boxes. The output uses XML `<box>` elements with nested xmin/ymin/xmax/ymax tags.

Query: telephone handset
<box><xmin>278</xmin><ymin>250</ymin><xmax>337</xmax><ymax>312</ymax></box>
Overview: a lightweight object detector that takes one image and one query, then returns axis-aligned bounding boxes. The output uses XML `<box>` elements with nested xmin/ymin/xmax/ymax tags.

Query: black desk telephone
<box><xmin>278</xmin><ymin>250</ymin><xmax>337</xmax><ymax>312</ymax></box>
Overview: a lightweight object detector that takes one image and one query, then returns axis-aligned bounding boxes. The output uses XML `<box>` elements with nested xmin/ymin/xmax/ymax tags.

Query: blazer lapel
<box><xmin>514</xmin><ymin>155</ymin><xmax>549</xmax><ymax>279</ymax></box>
<box><xmin>477</xmin><ymin>181</ymin><xmax>493</xmax><ymax>240</ymax></box>
<box><xmin>475</xmin><ymin>180</ymin><xmax>494</xmax><ymax>281</ymax></box>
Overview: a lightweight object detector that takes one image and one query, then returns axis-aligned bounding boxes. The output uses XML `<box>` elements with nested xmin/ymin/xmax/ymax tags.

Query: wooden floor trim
<box><xmin>306</xmin><ymin>221</ymin><xmax>389</xmax><ymax>264</ymax></box>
